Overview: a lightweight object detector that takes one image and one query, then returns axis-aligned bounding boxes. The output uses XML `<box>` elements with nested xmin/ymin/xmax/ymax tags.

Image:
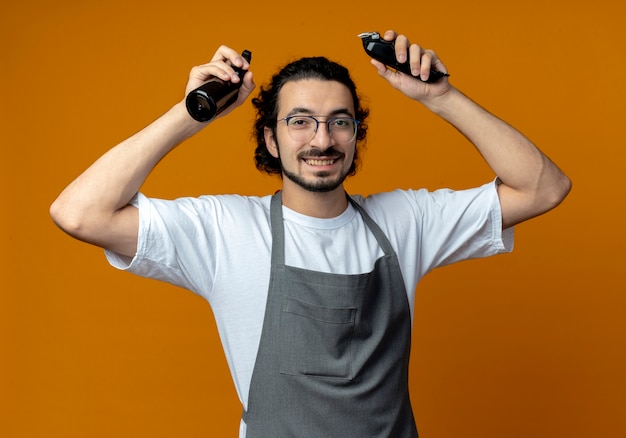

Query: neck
<box><xmin>279</xmin><ymin>183</ymin><xmax>348</xmax><ymax>218</ymax></box>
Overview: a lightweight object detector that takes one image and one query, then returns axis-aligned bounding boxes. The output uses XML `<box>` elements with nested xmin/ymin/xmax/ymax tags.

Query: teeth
<box><xmin>305</xmin><ymin>159</ymin><xmax>336</xmax><ymax>166</ymax></box>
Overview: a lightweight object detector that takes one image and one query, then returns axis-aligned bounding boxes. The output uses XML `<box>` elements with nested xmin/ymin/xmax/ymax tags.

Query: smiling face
<box><xmin>264</xmin><ymin>79</ymin><xmax>357</xmax><ymax>194</ymax></box>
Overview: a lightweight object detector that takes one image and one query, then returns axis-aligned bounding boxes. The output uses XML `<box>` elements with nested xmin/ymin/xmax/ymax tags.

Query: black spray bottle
<box><xmin>185</xmin><ymin>50</ymin><xmax>252</xmax><ymax>122</ymax></box>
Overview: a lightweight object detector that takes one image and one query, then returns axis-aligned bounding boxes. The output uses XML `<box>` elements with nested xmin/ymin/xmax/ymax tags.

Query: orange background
<box><xmin>2</xmin><ymin>0</ymin><xmax>625</xmax><ymax>437</ymax></box>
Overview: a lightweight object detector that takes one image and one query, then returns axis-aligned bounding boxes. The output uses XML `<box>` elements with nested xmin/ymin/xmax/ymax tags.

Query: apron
<box><xmin>242</xmin><ymin>192</ymin><xmax>418</xmax><ymax>437</ymax></box>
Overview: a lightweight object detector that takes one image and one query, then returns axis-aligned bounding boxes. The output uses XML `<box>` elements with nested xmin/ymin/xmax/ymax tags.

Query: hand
<box><xmin>184</xmin><ymin>45</ymin><xmax>256</xmax><ymax>120</ymax></box>
<box><xmin>370</xmin><ymin>30</ymin><xmax>451</xmax><ymax>102</ymax></box>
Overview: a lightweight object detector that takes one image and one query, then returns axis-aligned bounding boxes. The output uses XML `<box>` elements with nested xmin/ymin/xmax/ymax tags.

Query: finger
<box><xmin>408</xmin><ymin>44</ymin><xmax>422</xmax><ymax>77</ymax></box>
<box><xmin>210</xmin><ymin>45</ymin><xmax>245</xmax><ymax>66</ymax></box>
<box><xmin>432</xmin><ymin>55</ymin><xmax>448</xmax><ymax>75</ymax></box>
<box><xmin>394</xmin><ymin>34</ymin><xmax>410</xmax><ymax>64</ymax></box>
<box><xmin>215</xmin><ymin>71</ymin><xmax>256</xmax><ymax>119</ymax></box>
<box><xmin>370</xmin><ymin>58</ymin><xmax>389</xmax><ymax>76</ymax></box>
<box><xmin>370</xmin><ymin>58</ymin><xmax>404</xmax><ymax>88</ymax></box>
<box><xmin>382</xmin><ymin>29</ymin><xmax>397</xmax><ymax>42</ymax></box>
<box><xmin>420</xmin><ymin>50</ymin><xmax>434</xmax><ymax>81</ymax></box>
<box><xmin>189</xmin><ymin>62</ymin><xmax>232</xmax><ymax>84</ymax></box>
<box><xmin>382</xmin><ymin>30</ymin><xmax>411</xmax><ymax>64</ymax></box>
<box><xmin>191</xmin><ymin>59</ymin><xmax>250</xmax><ymax>87</ymax></box>
<box><xmin>421</xmin><ymin>50</ymin><xmax>443</xmax><ymax>82</ymax></box>
<box><xmin>238</xmin><ymin>71</ymin><xmax>256</xmax><ymax>100</ymax></box>
<box><xmin>209</xmin><ymin>45</ymin><xmax>250</xmax><ymax>80</ymax></box>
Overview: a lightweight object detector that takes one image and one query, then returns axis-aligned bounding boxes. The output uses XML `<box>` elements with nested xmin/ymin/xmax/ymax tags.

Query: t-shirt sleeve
<box><xmin>104</xmin><ymin>193</ymin><xmax>216</xmax><ymax>297</ymax></box>
<box><xmin>414</xmin><ymin>179</ymin><xmax>513</xmax><ymax>270</ymax></box>
<box><xmin>362</xmin><ymin>179</ymin><xmax>514</xmax><ymax>276</ymax></box>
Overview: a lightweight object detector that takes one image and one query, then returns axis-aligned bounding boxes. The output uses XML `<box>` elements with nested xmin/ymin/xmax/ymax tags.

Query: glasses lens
<box><xmin>284</xmin><ymin>116</ymin><xmax>358</xmax><ymax>143</ymax></box>
<box><xmin>286</xmin><ymin>116</ymin><xmax>316</xmax><ymax>142</ymax></box>
<box><xmin>329</xmin><ymin>118</ymin><xmax>357</xmax><ymax>143</ymax></box>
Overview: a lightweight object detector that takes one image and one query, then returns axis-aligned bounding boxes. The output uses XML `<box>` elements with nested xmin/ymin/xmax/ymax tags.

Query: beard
<box><xmin>282</xmin><ymin>167</ymin><xmax>347</xmax><ymax>192</ymax></box>
<box><xmin>277</xmin><ymin>144</ymin><xmax>352</xmax><ymax>193</ymax></box>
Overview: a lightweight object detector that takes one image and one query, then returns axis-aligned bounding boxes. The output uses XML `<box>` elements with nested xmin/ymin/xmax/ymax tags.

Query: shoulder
<box><xmin>351</xmin><ymin>182</ymin><xmax>500</xmax><ymax>214</ymax></box>
<box><xmin>348</xmin><ymin>182</ymin><xmax>501</xmax><ymax>234</ymax></box>
<box><xmin>349</xmin><ymin>189</ymin><xmax>429</xmax><ymax>221</ymax></box>
<box><xmin>137</xmin><ymin>193</ymin><xmax>271</xmax><ymax>218</ymax></box>
<box><xmin>134</xmin><ymin>193</ymin><xmax>274</xmax><ymax>244</ymax></box>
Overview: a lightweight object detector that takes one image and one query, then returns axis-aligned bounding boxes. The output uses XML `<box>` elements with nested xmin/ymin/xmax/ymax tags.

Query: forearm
<box><xmin>423</xmin><ymin>87</ymin><xmax>536</xmax><ymax>182</ymax></box>
<box><xmin>369</xmin><ymin>30</ymin><xmax>570</xmax><ymax>227</ymax></box>
<box><xmin>422</xmin><ymin>87</ymin><xmax>571</xmax><ymax>226</ymax></box>
<box><xmin>51</xmin><ymin>102</ymin><xmax>203</xmax><ymax>238</ymax></box>
<box><xmin>50</xmin><ymin>45</ymin><xmax>254</xmax><ymax>255</ymax></box>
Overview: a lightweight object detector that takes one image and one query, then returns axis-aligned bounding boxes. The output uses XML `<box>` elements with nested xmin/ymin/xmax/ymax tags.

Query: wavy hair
<box><xmin>252</xmin><ymin>57</ymin><xmax>369</xmax><ymax>176</ymax></box>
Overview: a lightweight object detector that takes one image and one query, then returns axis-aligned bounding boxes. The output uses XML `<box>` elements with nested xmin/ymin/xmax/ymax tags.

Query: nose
<box><xmin>310</xmin><ymin>121</ymin><xmax>334</xmax><ymax>150</ymax></box>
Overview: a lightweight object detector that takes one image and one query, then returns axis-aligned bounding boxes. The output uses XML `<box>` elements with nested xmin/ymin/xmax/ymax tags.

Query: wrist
<box><xmin>419</xmin><ymin>86</ymin><xmax>463</xmax><ymax>115</ymax></box>
<box><xmin>170</xmin><ymin>101</ymin><xmax>212</xmax><ymax>137</ymax></box>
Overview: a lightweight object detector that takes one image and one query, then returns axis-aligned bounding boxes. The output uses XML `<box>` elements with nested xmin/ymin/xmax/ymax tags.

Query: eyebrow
<box><xmin>284</xmin><ymin>107</ymin><xmax>355</xmax><ymax>118</ymax></box>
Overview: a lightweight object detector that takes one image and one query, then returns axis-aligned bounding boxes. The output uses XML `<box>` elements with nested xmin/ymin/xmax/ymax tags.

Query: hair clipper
<box><xmin>186</xmin><ymin>50</ymin><xmax>252</xmax><ymax>122</ymax></box>
<box><xmin>358</xmin><ymin>32</ymin><xmax>448</xmax><ymax>83</ymax></box>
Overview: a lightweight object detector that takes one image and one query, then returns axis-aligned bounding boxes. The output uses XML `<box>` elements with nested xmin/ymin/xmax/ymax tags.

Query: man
<box><xmin>50</xmin><ymin>30</ymin><xmax>571</xmax><ymax>437</ymax></box>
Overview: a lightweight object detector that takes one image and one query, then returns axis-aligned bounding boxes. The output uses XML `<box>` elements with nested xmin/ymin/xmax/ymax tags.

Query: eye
<box><xmin>287</xmin><ymin>117</ymin><xmax>313</xmax><ymax>129</ymax></box>
<box><xmin>331</xmin><ymin>118</ymin><xmax>354</xmax><ymax>129</ymax></box>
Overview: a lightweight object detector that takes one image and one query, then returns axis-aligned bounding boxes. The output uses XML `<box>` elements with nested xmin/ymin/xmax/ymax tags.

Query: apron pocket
<box><xmin>279</xmin><ymin>297</ymin><xmax>356</xmax><ymax>380</ymax></box>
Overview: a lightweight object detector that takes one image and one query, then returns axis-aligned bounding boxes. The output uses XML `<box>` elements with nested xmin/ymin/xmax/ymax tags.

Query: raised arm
<box><xmin>371</xmin><ymin>30</ymin><xmax>571</xmax><ymax>229</ymax></box>
<box><xmin>50</xmin><ymin>46</ymin><xmax>255</xmax><ymax>257</ymax></box>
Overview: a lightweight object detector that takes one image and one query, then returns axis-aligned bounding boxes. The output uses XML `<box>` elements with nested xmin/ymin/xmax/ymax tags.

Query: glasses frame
<box><xmin>277</xmin><ymin>115</ymin><xmax>361</xmax><ymax>144</ymax></box>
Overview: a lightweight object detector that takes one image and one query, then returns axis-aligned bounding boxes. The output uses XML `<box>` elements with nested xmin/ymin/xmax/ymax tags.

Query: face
<box><xmin>264</xmin><ymin>79</ymin><xmax>357</xmax><ymax>194</ymax></box>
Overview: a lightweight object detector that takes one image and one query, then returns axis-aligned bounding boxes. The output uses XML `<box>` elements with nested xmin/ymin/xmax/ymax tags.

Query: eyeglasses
<box><xmin>277</xmin><ymin>115</ymin><xmax>360</xmax><ymax>144</ymax></box>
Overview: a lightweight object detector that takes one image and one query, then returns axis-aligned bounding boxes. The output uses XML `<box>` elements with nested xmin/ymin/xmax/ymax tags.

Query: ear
<box><xmin>264</xmin><ymin>126</ymin><xmax>279</xmax><ymax>158</ymax></box>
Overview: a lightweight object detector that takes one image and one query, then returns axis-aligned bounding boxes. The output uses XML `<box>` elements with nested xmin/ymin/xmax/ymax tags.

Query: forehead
<box><xmin>277</xmin><ymin>79</ymin><xmax>355</xmax><ymax>116</ymax></box>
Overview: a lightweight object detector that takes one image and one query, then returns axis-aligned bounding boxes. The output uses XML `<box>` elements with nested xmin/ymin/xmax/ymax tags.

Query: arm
<box><xmin>372</xmin><ymin>31</ymin><xmax>571</xmax><ymax>229</ymax></box>
<box><xmin>50</xmin><ymin>46</ymin><xmax>255</xmax><ymax>257</ymax></box>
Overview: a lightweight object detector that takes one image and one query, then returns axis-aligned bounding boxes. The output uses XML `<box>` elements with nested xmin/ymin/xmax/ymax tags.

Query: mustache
<box><xmin>297</xmin><ymin>147</ymin><xmax>344</xmax><ymax>160</ymax></box>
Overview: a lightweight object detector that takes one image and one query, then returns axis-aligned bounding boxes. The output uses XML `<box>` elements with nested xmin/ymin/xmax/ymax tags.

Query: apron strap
<box><xmin>270</xmin><ymin>192</ymin><xmax>286</xmax><ymax>266</ymax></box>
<box><xmin>346</xmin><ymin>195</ymin><xmax>396</xmax><ymax>257</ymax></box>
